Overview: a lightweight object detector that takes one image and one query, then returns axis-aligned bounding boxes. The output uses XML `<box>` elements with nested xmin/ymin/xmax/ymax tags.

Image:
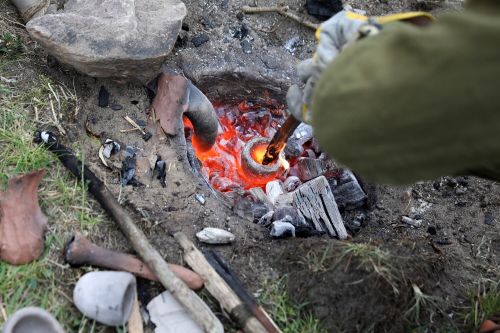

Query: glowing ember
<box><xmin>185</xmin><ymin>93</ymin><xmax>319</xmax><ymax>193</ymax></box>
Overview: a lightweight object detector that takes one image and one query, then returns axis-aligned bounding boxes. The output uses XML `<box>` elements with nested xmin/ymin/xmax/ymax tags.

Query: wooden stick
<box><xmin>242</xmin><ymin>5</ymin><xmax>319</xmax><ymax>30</ymax></box>
<box><xmin>174</xmin><ymin>232</ymin><xmax>270</xmax><ymax>333</ymax></box>
<box><xmin>204</xmin><ymin>251</ymin><xmax>282</xmax><ymax>333</ymax></box>
<box><xmin>35</xmin><ymin>131</ymin><xmax>223</xmax><ymax>333</ymax></box>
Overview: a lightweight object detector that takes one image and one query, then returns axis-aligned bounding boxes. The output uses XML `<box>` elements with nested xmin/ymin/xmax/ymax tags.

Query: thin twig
<box><xmin>242</xmin><ymin>5</ymin><xmax>318</xmax><ymax>30</ymax></box>
<box><xmin>48</xmin><ymin>96</ymin><xmax>67</xmax><ymax>135</ymax></box>
<box><xmin>124</xmin><ymin>116</ymin><xmax>146</xmax><ymax>135</ymax></box>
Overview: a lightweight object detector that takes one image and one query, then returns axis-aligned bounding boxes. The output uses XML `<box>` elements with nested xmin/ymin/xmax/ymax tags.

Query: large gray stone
<box><xmin>26</xmin><ymin>0</ymin><xmax>186</xmax><ymax>82</ymax></box>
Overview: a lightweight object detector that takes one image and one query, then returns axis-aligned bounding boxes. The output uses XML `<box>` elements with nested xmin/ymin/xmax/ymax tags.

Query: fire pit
<box><xmin>177</xmin><ymin>72</ymin><xmax>368</xmax><ymax>239</ymax></box>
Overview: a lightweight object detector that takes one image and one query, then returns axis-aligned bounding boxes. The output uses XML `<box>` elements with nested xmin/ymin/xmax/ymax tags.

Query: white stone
<box><xmin>196</xmin><ymin>227</ymin><xmax>235</xmax><ymax>245</ymax></box>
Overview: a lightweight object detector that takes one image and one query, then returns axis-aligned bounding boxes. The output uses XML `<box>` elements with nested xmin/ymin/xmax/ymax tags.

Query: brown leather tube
<box><xmin>64</xmin><ymin>232</ymin><xmax>203</xmax><ymax>290</ymax></box>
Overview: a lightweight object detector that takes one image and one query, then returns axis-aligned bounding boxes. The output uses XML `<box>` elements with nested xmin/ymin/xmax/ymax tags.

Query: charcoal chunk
<box><xmin>192</xmin><ymin>34</ymin><xmax>209</xmax><ymax>47</ymax></box>
<box><xmin>306</xmin><ymin>0</ymin><xmax>343</xmax><ymax>21</ymax></box>
<box><xmin>98</xmin><ymin>86</ymin><xmax>109</xmax><ymax>107</ymax></box>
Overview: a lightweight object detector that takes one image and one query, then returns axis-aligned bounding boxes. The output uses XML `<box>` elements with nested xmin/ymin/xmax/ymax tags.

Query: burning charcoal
<box><xmin>266</xmin><ymin>180</ymin><xmax>284</xmax><ymax>206</ymax></box>
<box><xmin>284</xmin><ymin>140</ymin><xmax>304</xmax><ymax>158</ymax></box>
<box><xmin>196</xmin><ymin>227</ymin><xmax>235</xmax><ymax>244</ymax></box>
<box><xmin>241</xmin><ymin>39</ymin><xmax>252</xmax><ymax>54</ymax></box>
<box><xmin>284</xmin><ymin>37</ymin><xmax>303</xmax><ymax>54</ymax></box>
<box><xmin>401</xmin><ymin>216</ymin><xmax>422</xmax><ymax>228</ymax></box>
<box><xmin>270</xmin><ymin>221</ymin><xmax>295</xmax><ymax>238</ymax></box>
<box><xmin>275</xmin><ymin>192</ymin><xmax>293</xmax><ymax>207</ymax></box>
<box><xmin>102</xmin><ymin>139</ymin><xmax>121</xmax><ymax>158</ymax></box>
<box><xmin>305</xmin><ymin>149</ymin><xmax>316</xmax><ymax>159</ymax></box>
<box><xmin>293</xmin><ymin>176</ymin><xmax>347</xmax><ymax>239</ymax></box>
<box><xmin>195</xmin><ymin>194</ymin><xmax>206</xmax><ymax>205</ymax></box>
<box><xmin>240</xmin><ymin>110</ymin><xmax>272</xmax><ymax>135</ymax></box>
<box><xmin>330</xmin><ymin>169</ymin><xmax>367</xmax><ymax>210</ymax></box>
<box><xmin>258</xmin><ymin>210</ymin><xmax>274</xmax><ymax>227</ymax></box>
<box><xmin>249</xmin><ymin>187</ymin><xmax>272</xmax><ymax>206</ymax></box>
<box><xmin>306</xmin><ymin>0</ymin><xmax>343</xmax><ymax>21</ymax></box>
<box><xmin>287</xmin><ymin>123</ymin><xmax>313</xmax><ymax>146</ymax></box>
<box><xmin>110</xmin><ymin>103</ymin><xmax>123</xmax><ymax>111</ymax></box>
<box><xmin>98</xmin><ymin>86</ymin><xmax>109</xmax><ymax>107</ymax></box>
<box><xmin>212</xmin><ymin>177</ymin><xmax>242</xmax><ymax>192</ymax></box>
<box><xmin>192</xmin><ymin>34</ymin><xmax>209</xmax><ymax>47</ymax></box>
<box><xmin>265</xmin><ymin>127</ymin><xmax>277</xmax><ymax>138</ymax></box>
<box><xmin>272</xmin><ymin>206</ymin><xmax>309</xmax><ymax>228</ymax></box>
<box><xmin>250</xmin><ymin>203</ymin><xmax>270</xmax><ymax>222</ymax></box>
<box><xmin>296</xmin><ymin>158</ymin><xmax>328</xmax><ymax>182</ymax></box>
<box><xmin>284</xmin><ymin>176</ymin><xmax>301</xmax><ymax>192</ymax></box>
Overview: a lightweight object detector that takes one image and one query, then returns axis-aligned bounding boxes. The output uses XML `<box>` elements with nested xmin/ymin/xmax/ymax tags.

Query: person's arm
<box><xmin>312</xmin><ymin>9</ymin><xmax>500</xmax><ymax>184</ymax></box>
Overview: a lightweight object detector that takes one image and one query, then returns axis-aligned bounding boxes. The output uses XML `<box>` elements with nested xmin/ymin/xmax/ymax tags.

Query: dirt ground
<box><xmin>1</xmin><ymin>0</ymin><xmax>499</xmax><ymax>332</ymax></box>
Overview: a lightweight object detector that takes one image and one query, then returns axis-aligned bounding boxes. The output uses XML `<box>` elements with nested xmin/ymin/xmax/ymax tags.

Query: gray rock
<box><xmin>73</xmin><ymin>271</ymin><xmax>136</xmax><ymax>326</ymax></box>
<box><xmin>2</xmin><ymin>307</ymin><xmax>65</xmax><ymax>333</ymax></box>
<box><xmin>270</xmin><ymin>221</ymin><xmax>295</xmax><ymax>238</ymax></box>
<box><xmin>196</xmin><ymin>227</ymin><xmax>235</xmax><ymax>244</ymax></box>
<box><xmin>26</xmin><ymin>0</ymin><xmax>187</xmax><ymax>82</ymax></box>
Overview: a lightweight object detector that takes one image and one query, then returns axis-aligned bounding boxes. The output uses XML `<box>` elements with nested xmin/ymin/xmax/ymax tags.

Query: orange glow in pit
<box><xmin>184</xmin><ymin>97</ymin><xmax>287</xmax><ymax>192</ymax></box>
<box><xmin>250</xmin><ymin>143</ymin><xmax>267</xmax><ymax>165</ymax></box>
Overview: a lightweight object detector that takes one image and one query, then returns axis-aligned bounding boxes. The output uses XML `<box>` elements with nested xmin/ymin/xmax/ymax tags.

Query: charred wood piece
<box><xmin>292</xmin><ymin>176</ymin><xmax>347</xmax><ymax>239</ymax></box>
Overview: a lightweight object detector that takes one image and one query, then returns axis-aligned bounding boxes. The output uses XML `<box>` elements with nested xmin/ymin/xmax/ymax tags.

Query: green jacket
<box><xmin>312</xmin><ymin>2</ymin><xmax>500</xmax><ymax>184</ymax></box>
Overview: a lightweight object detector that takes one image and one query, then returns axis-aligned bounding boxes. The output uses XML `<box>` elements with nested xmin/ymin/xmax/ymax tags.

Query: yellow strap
<box><xmin>375</xmin><ymin>11</ymin><xmax>435</xmax><ymax>24</ymax></box>
<box><xmin>316</xmin><ymin>11</ymin><xmax>435</xmax><ymax>39</ymax></box>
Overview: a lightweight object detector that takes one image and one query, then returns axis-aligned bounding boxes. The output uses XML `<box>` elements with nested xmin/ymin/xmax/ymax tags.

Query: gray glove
<box><xmin>288</xmin><ymin>10</ymin><xmax>379</xmax><ymax>123</ymax></box>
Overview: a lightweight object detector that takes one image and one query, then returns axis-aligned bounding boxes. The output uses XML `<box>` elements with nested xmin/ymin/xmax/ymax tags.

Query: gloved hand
<box><xmin>288</xmin><ymin>10</ymin><xmax>378</xmax><ymax>123</ymax></box>
<box><xmin>288</xmin><ymin>10</ymin><xmax>433</xmax><ymax>123</ymax></box>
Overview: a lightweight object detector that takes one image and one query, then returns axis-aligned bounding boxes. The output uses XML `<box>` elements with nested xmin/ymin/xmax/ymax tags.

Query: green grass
<box><xmin>0</xmin><ymin>43</ymin><xmax>106</xmax><ymax>331</ymax></box>
<box><xmin>259</xmin><ymin>277</ymin><xmax>326</xmax><ymax>333</ymax></box>
<box><xmin>337</xmin><ymin>242</ymin><xmax>400</xmax><ymax>294</ymax></box>
<box><xmin>462</xmin><ymin>278</ymin><xmax>500</xmax><ymax>331</ymax></box>
<box><xmin>0</xmin><ymin>31</ymin><xmax>23</xmax><ymax>59</ymax></box>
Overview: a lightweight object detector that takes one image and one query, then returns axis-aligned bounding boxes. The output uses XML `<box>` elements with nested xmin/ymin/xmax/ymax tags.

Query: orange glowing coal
<box><xmin>250</xmin><ymin>143</ymin><xmax>267</xmax><ymax>165</ymax></box>
<box><xmin>184</xmin><ymin>96</ymin><xmax>287</xmax><ymax>192</ymax></box>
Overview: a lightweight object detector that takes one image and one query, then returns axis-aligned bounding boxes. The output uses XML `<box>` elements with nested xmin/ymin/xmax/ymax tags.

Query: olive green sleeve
<box><xmin>312</xmin><ymin>9</ymin><xmax>500</xmax><ymax>184</ymax></box>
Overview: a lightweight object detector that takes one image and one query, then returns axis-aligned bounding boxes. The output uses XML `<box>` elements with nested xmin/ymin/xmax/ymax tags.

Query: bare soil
<box><xmin>2</xmin><ymin>0</ymin><xmax>498</xmax><ymax>332</ymax></box>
